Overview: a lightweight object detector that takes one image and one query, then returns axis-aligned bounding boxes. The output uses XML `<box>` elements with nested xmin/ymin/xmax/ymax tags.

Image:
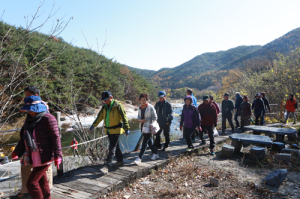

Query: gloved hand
<box><xmin>89</xmin><ymin>125</ymin><xmax>94</xmax><ymax>132</ymax></box>
<box><xmin>180</xmin><ymin>126</ymin><xmax>183</xmax><ymax>131</ymax></box>
<box><xmin>125</xmin><ymin>130</ymin><xmax>129</xmax><ymax>136</ymax></box>
<box><xmin>11</xmin><ymin>152</ymin><xmax>19</xmax><ymax>160</ymax></box>
<box><xmin>54</xmin><ymin>158</ymin><xmax>62</xmax><ymax>169</ymax></box>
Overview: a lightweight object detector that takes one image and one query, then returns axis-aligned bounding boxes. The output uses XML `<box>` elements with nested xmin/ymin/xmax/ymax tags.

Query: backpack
<box><xmin>295</xmin><ymin>102</ymin><xmax>298</xmax><ymax>109</ymax></box>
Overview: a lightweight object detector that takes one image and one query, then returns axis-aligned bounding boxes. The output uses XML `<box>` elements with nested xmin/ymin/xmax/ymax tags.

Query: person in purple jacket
<box><xmin>180</xmin><ymin>96</ymin><xmax>201</xmax><ymax>151</ymax></box>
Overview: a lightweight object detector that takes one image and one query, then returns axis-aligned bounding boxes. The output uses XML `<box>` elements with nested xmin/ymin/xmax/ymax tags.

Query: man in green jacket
<box><xmin>90</xmin><ymin>91</ymin><xmax>130</xmax><ymax>166</ymax></box>
<box><xmin>222</xmin><ymin>93</ymin><xmax>234</xmax><ymax>134</ymax></box>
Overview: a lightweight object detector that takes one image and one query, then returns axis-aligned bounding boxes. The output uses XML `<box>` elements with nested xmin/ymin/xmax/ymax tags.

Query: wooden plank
<box><xmin>51</xmin><ymin>191</ymin><xmax>73</xmax><ymax>199</ymax></box>
<box><xmin>55</xmin><ymin>184</ymin><xmax>93</xmax><ymax>197</ymax></box>
<box><xmin>60</xmin><ymin>180</ymin><xmax>104</xmax><ymax>194</ymax></box>
<box><xmin>77</xmin><ymin>177</ymin><xmax>110</xmax><ymax>188</ymax></box>
<box><xmin>52</xmin><ymin>185</ymin><xmax>92</xmax><ymax>199</ymax></box>
<box><xmin>96</xmin><ymin>176</ymin><xmax>125</xmax><ymax>192</ymax></box>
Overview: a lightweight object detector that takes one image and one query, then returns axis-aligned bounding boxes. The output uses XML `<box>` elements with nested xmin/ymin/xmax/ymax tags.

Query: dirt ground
<box><xmin>105</xmin><ymin>141</ymin><xmax>300</xmax><ymax>199</ymax></box>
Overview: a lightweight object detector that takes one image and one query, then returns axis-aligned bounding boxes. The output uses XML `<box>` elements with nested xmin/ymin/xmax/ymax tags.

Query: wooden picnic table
<box><xmin>244</xmin><ymin>125</ymin><xmax>297</xmax><ymax>142</ymax></box>
<box><xmin>229</xmin><ymin>133</ymin><xmax>273</xmax><ymax>153</ymax></box>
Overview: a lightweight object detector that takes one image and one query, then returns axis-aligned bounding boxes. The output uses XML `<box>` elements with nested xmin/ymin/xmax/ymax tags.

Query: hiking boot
<box><xmin>186</xmin><ymin>148</ymin><xmax>192</xmax><ymax>152</ymax></box>
<box><xmin>151</xmin><ymin>154</ymin><xmax>159</xmax><ymax>160</ymax></box>
<box><xmin>133</xmin><ymin>145</ymin><xmax>141</xmax><ymax>152</ymax></box>
<box><xmin>293</xmin><ymin>122</ymin><xmax>297</xmax><ymax>125</ymax></box>
<box><xmin>134</xmin><ymin>157</ymin><xmax>141</xmax><ymax>165</ymax></box>
<box><xmin>162</xmin><ymin>147</ymin><xmax>169</xmax><ymax>151</ymax></box>
<box><xmin>210</xmin><ymin>149</ymin><xmax>215</xmax><ymax>155</ymax></box>
<box><xmin>200</xmin><ymin>140</ymin><xmax>206</xmax><ymax>146</ymax></box>
<box><xmin>115</xmin><ymin>162</ymin><xmax>124</xmax><ymax>167</ymax></box>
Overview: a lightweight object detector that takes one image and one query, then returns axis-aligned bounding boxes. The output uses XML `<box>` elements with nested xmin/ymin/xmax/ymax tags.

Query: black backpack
<box><xmin>295</xmin><ymin>102</ymin><xmax>298</xmax><ymax>109</ymax></box>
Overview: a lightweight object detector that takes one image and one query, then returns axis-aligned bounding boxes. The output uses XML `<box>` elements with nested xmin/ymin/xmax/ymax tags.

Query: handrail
<box><xmin>0</xmin><ymin>129</ymin><xmax>21</xmax><ymax>133</ymax></box>
<box><xmin>61</xmin><ymin>135</ymin><xmax>108</xmax><ymax>149</ymax></box>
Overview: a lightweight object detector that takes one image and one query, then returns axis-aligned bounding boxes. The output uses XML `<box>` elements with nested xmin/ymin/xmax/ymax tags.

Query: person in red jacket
<box><xmin>12</xmin><ymin>95</ymin><xmax>62</xmax><ymax>199</ymax></box>
<box><xmin>198</xmin><ymin>95</ymin><xmax>218</xmax><ymax>155</ymax></box>
<box><xmin>71</xmin><ymin>138</ymin><xmax>79</xmax><ymax>157</ymax></box>
<box><xmin>284</xmin><ymin>94</ymin><xmax>297</xmax><ymax>124</ymax></box>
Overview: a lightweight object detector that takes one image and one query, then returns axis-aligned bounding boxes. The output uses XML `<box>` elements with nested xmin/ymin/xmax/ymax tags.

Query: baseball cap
<box><xmin>158</xmin><ymin>91</ymin><xmax>166</xmax><ymax>97</ymax></box>
<box><xmin>101</xmin><ymin>91</ymin><xmax>113</xmax><ymax>101</ymax></box>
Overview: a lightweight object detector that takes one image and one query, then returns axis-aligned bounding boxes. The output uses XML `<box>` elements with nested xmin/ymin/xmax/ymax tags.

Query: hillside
<box><xmin>127</xmin><ymin>66</ymin><xmax>156</xmax><ymax>78</ymax></box>
<box><xmin>0</xmin><ymin>21</ymin><xmax>159</xmax><ymax>113</ymax></box>
<box><xmin>146</xmin><ymin>27</ymin><xmax>300</xmax><ymax>90</ymax></box>
<box><xmin>149</xmin><ymin>45</ymin><xmax>261</xmax><ymax>89</ymax></box>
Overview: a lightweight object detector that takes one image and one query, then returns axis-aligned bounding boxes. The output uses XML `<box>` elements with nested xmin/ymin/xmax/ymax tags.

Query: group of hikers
<box><xmin>10</xmin><ymin>85</ymin><xmax>298</xmax><ymax>199</ymax></box>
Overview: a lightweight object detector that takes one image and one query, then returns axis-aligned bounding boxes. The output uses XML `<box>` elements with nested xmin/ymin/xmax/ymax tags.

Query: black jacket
<box><xmin>154</xmin><ymin>100</ymin><xmax>173</xmax><ymax>126</ymax></box>
<box><xmin>262</xmin><ymin>97</ymin><xmax>271</xmax><ymax>111</ymax></box>
<box><xmin>235</xmin><ymin>96</ymin><xmax>243</xmax><ymax>110</ymax></box>
<box><xmin>222</xmin><ymin>100</ymin><xmax>234</xmax><ymax>115</ymax></box>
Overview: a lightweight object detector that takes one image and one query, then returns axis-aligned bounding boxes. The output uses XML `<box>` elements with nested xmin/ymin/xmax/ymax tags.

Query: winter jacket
<box><xmin>212</xmin><ymin>101</ymin><xmax>220</xmax><ymax>114</ymax></box>
<box><xmin>235</xmin><ymin>95</ymin><xmax>243</xmax><ymax>111</ymax></box>
<box><xmin>198</xmin><ymin>103</ymin><xmax>218</xmax><ymax>126</ymax></box>
<box><xmin>286</xmin><ymin>98</ymin><xmax>297</xmax><ymax>112</ymax></box>
<box><xmin>222</xmin><ymin>100</ymin><xmax>234</xmax><ymax>115</ymax></box>
<box><xmin>155</xmin><ymin>100</ymin><xmax>173</xmax><ymax>126</ymax></box>
<box><xmin>262</xmin><ymin>97</ymin><xmax>271</xmax><ymax>111</ymax></box>
<box><xmin>180</xmin><ymin>104</ymin><xmax>201</xmax><ymax>129</ymax></box>
<box><xmin>71</xmin><ymin>141</ymin><xmax>78</xmax><ymax>149</ymax></box>
<box><xmin>190</xmin><ymin>94</ymin><xmax>198</xmax><ymax>107</ymax></box>
<box><xmin>239</xmin><ymin>102</ymin><xmax>251</xmax><ymax>117</ymax></box>
<box><xmin>252</xmin><ymin>98</ymin><xmax>265</xmax><ymax>117</ymax></box>
<box><xmin>92</xmin><ymin>100</ymin><xmax>130</xmax><ymax>134</ymax></box>
<box><xmin>14</xmin><ymin>113</ymin><xmax>62</xmax><ymax>164</ymax></box>
<box><xmin>138</xmin><ymin>104</ymin><xmax>157</xmax><ymax>133</ymax></box>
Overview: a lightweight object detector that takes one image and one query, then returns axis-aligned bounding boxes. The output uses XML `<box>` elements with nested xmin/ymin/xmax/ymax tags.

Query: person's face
<box><xmin>209</xmin><ymin>98</ymin><xmax>212</xmax><ymax>103</ymax></box>
<box><xmin>204</xmin><ymin>100</ymin><xmax>209</xmax><ymax>104</ymax></box>
<box><xmin>28</xmin><ymin>111</ymin><xmax>37</xmax><ymax>117</ymax></box>
<box><xmin>185</xmin><ymin>99</ymin><xmax>191</xmax><ymax>106</ymax></box>
<box><xmin>243</xmin><ymin>98</ymin><xmax>246</xmax><ymax>102</ymax></box>
<box><xmin>224</xmin><ymin>96</ymin><xmax>229</xmax><ymax>100</ymax></box>
<box><xmin>261</xmin><ymin>94</ymin><xmax>265</xmax><ymax>98</ymax></box>
<box><xmin>104</xmin><ymin>96</ymin><xmax>113</xmax><ymax>105</ymax></box>
<box><xmin>187</xmin><ymin>92</ymin><xmax>191</xmax><ymax>96</ymax></box>
<box><xmin>73</xmin><ymin>138</ymin><xmax>76</xmax><ymax>141</ymax></box>
<box><xmin>289</xmin><ymin>95</ymin><xmax>292</xmax><ymax>99</ymax></box>
<box><xmin>256</xmin><ymin>96</ymin><xmax>260</xmax><ymax>99</ymax></box>
<box><xmin>140</xmin><ymin>97</ymin><xmax>148</xmax><ymax>106</ymax></box>
<box><xmin>159</xmin><ymin>96</ymin><xmax>166</xmax><ymax>102</ymax></box>
<box><xmin>24</xmin><ymin>91</ymin><xmax>38</xmax><ymax>98</ymax></box>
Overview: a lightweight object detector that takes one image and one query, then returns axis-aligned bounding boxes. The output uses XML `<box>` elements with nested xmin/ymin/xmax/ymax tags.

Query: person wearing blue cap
<box><xmin>154</xmin><ymin>91</ymin><xmax>173</xmax><ymax>151</ymax></box>
<box><xmin>12</xmin><ymin>95</ymin><xmax>62</xmax><ymax>199</ymax></box>
<box><xmin>90</xmin><ymin>91</ymin><xmax>130</xmax><ymax>167</ymax></box>
<box><xmin>252</xmin><ymin>93</ymin><xmax>265</xmax><ymax>125</ymax></box>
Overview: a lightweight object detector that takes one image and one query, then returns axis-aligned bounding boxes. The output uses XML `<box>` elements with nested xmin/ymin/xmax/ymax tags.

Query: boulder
<box><xmin>272</xmin><ymin>142</ymin><xmax>285</xmax><ymax>152</ymax></box>
<box><xmin>210</xmin><ymin>177</ymin><xmax>219</xmax><ymax>187</ymax></box>
<box><xmin>125</xmin><ymin>100</ymin><xmax>132</xmax><ymax>104</ymax></box>
<box><xmin>276</xmin><ymin>153</ymin><xmax>292</xmax><ymax>163</ymax></box>
<box><xmin>280</xmin><ymin>148</ymin><xmax>300</xmax><ymax>156</ymax></box>
<box><xmin>222</xmin><ymin>144</ymin><xmax>235</xmax><ymax>158</ymax></box>
<box><xmin>250</xmin><ymin>147</ymin><xmax>266</xmax><ymax>160</ymax></box>
<box><xmin>262</xmin><ymin>169</ymin><xmax>287</xmax><ymax>187</ymax></box>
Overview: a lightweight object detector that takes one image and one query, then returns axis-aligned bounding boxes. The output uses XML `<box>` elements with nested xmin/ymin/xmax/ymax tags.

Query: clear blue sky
<box><xmin>1</xmin><ymin>0</ymin><xmax>300</xmax><ymax>70</ymax></box>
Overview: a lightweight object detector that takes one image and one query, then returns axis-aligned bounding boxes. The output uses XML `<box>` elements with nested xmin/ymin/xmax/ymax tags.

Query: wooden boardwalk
<box><xmin>50</xmin><ymin>131</ymin><xmax>234</xmax><ymax>199</ymax></box>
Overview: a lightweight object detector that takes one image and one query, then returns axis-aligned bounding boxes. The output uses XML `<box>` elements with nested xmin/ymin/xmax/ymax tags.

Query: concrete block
<box><xmin>231</xmin><ymin>140</ymin><xmax>243</xmax><ymax>153</ymax></box>
<box><xmin>250</xmin><ymin>147</ymin><xmax>266</xmax><ymax>160</ymax></box>
<box><xmin>272</xmin><ymin>142</ymin><xmax>285</xmax><ymax>152</ymax></box>
<box><xmin>222</xmin><ymin>144</ymin><xmax>235</xmax><ymax>158</ymax></box>
<box><xmin>276</xmin><ymin>153</ymin><xmax>292</xmax><ymax>163</ymax></box>
<box><xmin>262</xmin><ymin>169</ymin><xmax>287</xmax><ymax>187</ymax></box>
<box><xmin>280</xmin><ymin>148</ymin><xmax>300</xmax><ymax>157</ymax></box>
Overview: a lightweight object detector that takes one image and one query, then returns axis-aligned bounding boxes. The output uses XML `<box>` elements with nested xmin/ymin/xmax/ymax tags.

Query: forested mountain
<box><xmin>127</xmin><ymin>66</ymin><xmax>156</xmax><ymax>78</ymax></box>
<box><xmin>144</xmin><ymin>27</ymin><xmax>300</xmax><ymax>90</ymax></box>
<box><xmin>0</xmin><ymin>21</ymin><xmax>160</xmax><ymax>112</ymax></box>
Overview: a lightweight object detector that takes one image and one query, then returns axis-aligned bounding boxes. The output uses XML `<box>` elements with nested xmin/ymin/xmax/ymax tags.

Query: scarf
<box><xmin>23</xmin><ymin>111</ymin><xmax>46</xmax><ymax>152</ymax></box>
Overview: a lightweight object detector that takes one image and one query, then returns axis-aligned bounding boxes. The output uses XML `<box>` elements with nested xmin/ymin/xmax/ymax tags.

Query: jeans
<box><xmin>199</xmin><ymin>125</ymin><xmax>215</xmax><ymax>149</ymax></box>
<box><xmin>154</xmin><ymin>124</ymin><xmax>170</xmax><ymax>148</ymax></box>
<box><xmin>222</xmin><ymin>114</ymin><xmax>234</xmax><ymax>132</ymax></box>
<box><xmin>284</xmin><ymin>111</ymin><xmax>297</xmax><ymax>123</ymax></box>
<box><xmin>261</xmin><ymin>113</ymin><xmax>265</xmax><ymax>125</ymax></box>
<box><xmin>234</xmin><ymin>111</ymin><xmax>240</xmax><ymax>127</ymax></box>
<box><xmin>72</xmin><ymin>148</ymin><xmax>79</xmax><ymax>157</ymax></box>
<box><xmin>138</xmin><ymin>133</ymin><xmax>157</xmax><ymax>159</ymax></box>
<box><xmin>106</xmin><ymin>134</ymin><xmax>123</xmax><ymax>163</ymax></box>
<box><xmin>27</xmin><ymin>164</ymin><xmax>51</xmax><ymax>199</ymax></box>
<box><xmin>185</xmin><ymin>127</ymin><xmax>194</xmax><ymax>148</ymax></box>
<box><xmin>255</xmin><ymin>115</ymin><xmax>264</xmax><ymax>125</ymax></box>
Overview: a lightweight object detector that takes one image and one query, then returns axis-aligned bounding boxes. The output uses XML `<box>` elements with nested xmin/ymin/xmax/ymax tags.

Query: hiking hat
<box><xmin>203</xmin><ymin>95</ymin><xmax>209</xmax><ymax>101</ymax></box>
<box><xmin>101</xmin><ymin>91</ymin><xmax>113</xmax><ymax>101</ymax></box>
<box><xmin>255</xmin><ymin>93</ymin><xmax>261</xmax><ymax>97</ymax></box>
<box><xmin>21</xmin><ymin>96</ymin><xmax>48</xmax><ymax>113</ymax></box>
<box><xmin>184</xmin><ymin>95</ymin><xmax>193</xmax><ymax>102</ymax></box>
<box><xmin>224</xmin><ymin>93</ymin><xmax>229</xmax><ymax>96</ymax></box>
<box><xmin>235</xmin><ymin>92</ymin><xmax>240</xmax><ymax>95</ymax></box>
<box><xmin>158</xmin><ymin>91</ymin><xmax>166</xmax><ymax>97</ymax></box>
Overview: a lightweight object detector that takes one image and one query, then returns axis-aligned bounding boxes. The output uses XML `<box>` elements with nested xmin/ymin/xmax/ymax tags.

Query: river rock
<box><xmin>222</xmin><ymin>144</ymin><xmax>234</xmax><ymax>158</ymax></box>
<box><xmin>125</xmin><ymin>100</ymin><xmax>132</xmax><ymax>104</ymax></box>
<box><xmin>276</xmin><ymin>153</ymin><xmax>292</xmax><ymax>163</ymax></box>
<box><xmin>210</xmin><ymin>177</ymin><xmax>219</xmax><ymax>187</ymax></box>
<box><xmin>262</xmin><ymin>169</ymin><xmax>287</xmax><ymax>187</ymax></box>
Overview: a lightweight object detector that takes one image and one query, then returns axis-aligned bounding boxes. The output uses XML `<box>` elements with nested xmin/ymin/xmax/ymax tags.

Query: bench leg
<box><xmin>275</xmin><ymin>134</ymin><xmax>285</xmax><ymax>142</ymax></box>
<box><xmin>253</xmin><ymin>130</ymin><xmax>261</xmax><ymax>135</ymax></box>
<box><xmin>231</xmin><ymin>140</ymin><xmax>243</xmax><ymax>153</ymax></box>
